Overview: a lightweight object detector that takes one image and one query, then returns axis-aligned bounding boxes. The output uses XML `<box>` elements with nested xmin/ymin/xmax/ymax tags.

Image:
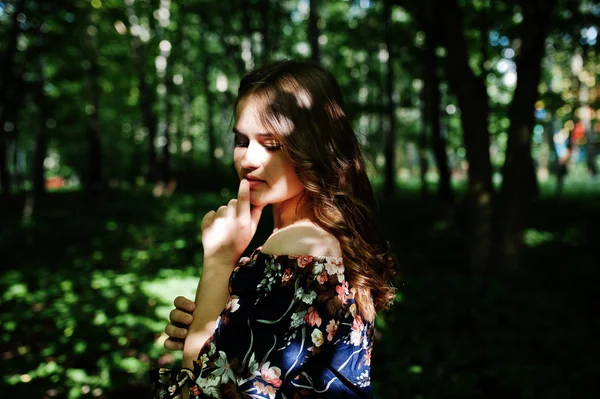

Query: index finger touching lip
<box><xmin>237</xmin><ymin>179</ymin><xmax>250</xmax><ymax>216</ymax></box>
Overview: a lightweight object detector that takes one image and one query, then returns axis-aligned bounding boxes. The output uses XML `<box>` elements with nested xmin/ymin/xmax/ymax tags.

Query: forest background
<box><xmin>0</xmin><ymin>0</ymin><xmax>598</xmax><ymax>397</ymax></box>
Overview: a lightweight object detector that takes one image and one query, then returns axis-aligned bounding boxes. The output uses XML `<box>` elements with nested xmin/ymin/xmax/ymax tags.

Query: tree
<box><xmin>309</xmin><ymin>0</ymin><xmax>320</xmax><ymax>63</ymax></box>
<box><xmin>0</xmin><ymin>0</ymin><xmax>24</xmax><ymax>198</ymax></box>
<box><xmin>84</xmin><ymin>11</ymin><xmax>103</xmax><ymax>194</ymax></box>
<box><xmin>392</xmin><ymin>0</ymin><xmax>558</xmax><ymax>271</ymax></box>
<box><xmin>416</xmin><ymin>7</ymin><xmax>453</xmax><ymax>207</ymax></box>
<box><xmin>495</xmin><ymin>0</ymin><xmax>558</xmax><ymax>269</ymax></box>
<box><xmin>383</xmin><ymin>0</ymin><xmax>397</xmax><ymax>197</ymax></box>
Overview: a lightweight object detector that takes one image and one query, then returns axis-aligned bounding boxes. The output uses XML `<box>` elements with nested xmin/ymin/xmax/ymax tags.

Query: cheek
<box><xmin>233</xmin><ymin>152</ymin><xmax>243</xmax><ymax>175</ymax></box>
<box><xmin>289</xmin><ymin>173</ymin><xmax>304</xmax><ymax>193</ymax></box>
<box><xmin>282</xmin><ymin>163</ymin><xmax>304</xmax><ymax>192</ymax></box>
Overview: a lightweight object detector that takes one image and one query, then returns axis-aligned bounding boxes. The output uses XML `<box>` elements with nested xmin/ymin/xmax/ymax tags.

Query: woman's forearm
<box><xmin>182</xmin><ymin>264</ymin><xmax>233</xmax><ymax>370</ymax></box>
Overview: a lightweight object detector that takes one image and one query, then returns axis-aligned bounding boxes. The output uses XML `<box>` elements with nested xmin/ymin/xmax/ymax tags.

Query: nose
<box><xmin>239</xmin><ymin>140</ymin><xmax>263</xmax><ymax>170</ymax></box>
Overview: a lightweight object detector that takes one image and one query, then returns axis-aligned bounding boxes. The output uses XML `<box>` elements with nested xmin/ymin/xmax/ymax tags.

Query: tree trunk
<box><xmin>383</xmin><ymin>0</ymin><xmax>396</xmax><ymax>197</ymax></box>
<box><xmin>268</xmin><ymin>1</ymin><xmax>281</xmax><ymax>57</ymax></box>
<box><xmin>87</xmin><ymin>24</ymin><xmax>102</xmax><ymax>195</ymax></box>
<box><xmin>419</xmin><ymin>80</ymin><xmax>429</xmax><ymax>199</ymax></box>
<box><xmin>436</xmin><ymin>0</ymin><xmax>494</xmax><ymax>272</ymax></box>
<box><xmin>134</xmin><ymin>41</ymin><xmax>158</xmax><ymax>182</ymax></box>
<box><xmin>0</xmin><ymin>1</ymin><xmax>23</xmax><ymax>198</ymax></box>
<box><xmin>495</xmin><ymin>0</ymin><xmax>556</xmax><ymax>270</ymax></box>
<box><xmin>177</xmin><ymin>10</ymin><xmax>193</xmax><ymax>158</ymax></box>
<box><xmin>198</xmin><ymin>19</ymin><xmax>217</xmax><ymax>170</ymax></box>
<box><xmin>421</xmin><ymin>21</ymin><xmax>453</xmax><ymax>207</ymax></box>
<box><xmin>214</xmin><ymin>10</ymin><xmax>246</xmax><ymax>77</ymax></box>
<box><xmin>260</xmin><ymin>0</ymin><xmax>271</xmax><ymax>63</ymax></box>
<box><xmin>33</xmin><ymin>53</ymin><xmax>47</xmax><ymax>197</ymax></box>
<box><xmin>241</xmin><ymin>0</ymin><xmax>255</xmax><ymax>70</ymax></box>
<box><xmin>162</xmin><ymin>65</ymin><xmax>173</xmax><ymax>184</ymax></box>
<box><xmin>309</xmin><ymin>0</ymin><xmax>320</xmax><ymax>63</ymax></box>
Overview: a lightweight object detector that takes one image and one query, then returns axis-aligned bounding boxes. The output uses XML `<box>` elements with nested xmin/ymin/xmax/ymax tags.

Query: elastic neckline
<box><xmin>253</xmin><ymin>247</ymin><xmax>344</xmax><ymax>261</ymax></box>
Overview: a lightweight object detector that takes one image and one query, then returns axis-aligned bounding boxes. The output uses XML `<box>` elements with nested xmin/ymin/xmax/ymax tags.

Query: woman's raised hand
<box><xmin>201</xmin><ymin>179</ymin><xmax>264</xmax><ymax>268</ymax></box>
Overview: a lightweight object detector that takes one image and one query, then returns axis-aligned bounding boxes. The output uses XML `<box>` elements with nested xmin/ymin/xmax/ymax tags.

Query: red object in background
<box><xmin>572</xmin><ymin>122</ymin><xmax>585</xmax><ymax>143</ymax></box>
<box><xmin>45</xmin><ymin>177</ymin><xmax>64</xmax><ymax>189</ymax></box>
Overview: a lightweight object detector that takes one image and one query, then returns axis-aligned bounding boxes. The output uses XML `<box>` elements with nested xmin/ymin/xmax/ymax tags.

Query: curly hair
<box><xmin>235</xmin><ymin>60</ymin><xmax>397</xmax><ymax>322</ymax></box>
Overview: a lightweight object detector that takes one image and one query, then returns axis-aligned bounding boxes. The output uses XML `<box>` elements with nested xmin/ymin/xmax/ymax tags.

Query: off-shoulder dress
<box><xmin>150</xmin><ymin>247</ymin><xmax>374</xmax><ymax>398</ymax></box>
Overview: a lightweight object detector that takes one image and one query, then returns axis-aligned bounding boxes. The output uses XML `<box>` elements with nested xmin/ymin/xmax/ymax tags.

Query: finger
<box><xmin>216</xmin><ymin>205</ymin><xmax>227</xmax><ymax>216</ymax></box>
<box><xmin>164</xmin><ymin>338</ymin><xmax>184</xmax><ymax>351</ymax></box>
<box><xmin>174</xmin><ymin>296</ymin><xmax>196</xmax><ymax>313</ymax></box>
<box><xmin>226</xmin><ymin>199</ymin><xmax>237</xmax><ymax>217</ymax></box>
<box><xmin>170</xmin><ymin>309</ymin><xmax>194</xmax><ymax>326</ymax></box>
<box><xmin>237</xmin><ymin>179</ymin><xmax>250</xmax><ymax>219</ymax></box>
<box><xmin>201</xmin><ymin>211</ymin><xmax>215</xmax><ymax>231</ymax></box>
<box><xmin>165</xmin><ymin>324</ymin><xmax>188</xmax><ymax>339</ymax></box>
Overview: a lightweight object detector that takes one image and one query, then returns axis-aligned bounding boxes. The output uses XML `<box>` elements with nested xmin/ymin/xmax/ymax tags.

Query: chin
<box><xmin>249</xmin><ymin>193</ymin><xmax>269</xmax><ymax>207</ymax></box>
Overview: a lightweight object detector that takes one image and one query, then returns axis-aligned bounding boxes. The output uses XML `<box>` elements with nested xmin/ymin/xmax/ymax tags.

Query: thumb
<box><xmin>250</xmin><ymin>204</ymin><xmax>265</xmax><ymax>234</ymax></box>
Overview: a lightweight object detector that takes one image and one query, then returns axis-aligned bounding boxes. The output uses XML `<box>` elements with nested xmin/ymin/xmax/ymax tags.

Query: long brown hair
<box><xmin>235</xmin><ymin>60</ymin><xmax>397</xmax><ymax>322</ymax></box>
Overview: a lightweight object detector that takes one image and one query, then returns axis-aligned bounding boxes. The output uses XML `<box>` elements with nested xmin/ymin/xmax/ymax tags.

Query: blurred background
<box><xmin>0</xmin><ymin>0</ymin><xmax>598</xmax><ymax>397</ymax></box>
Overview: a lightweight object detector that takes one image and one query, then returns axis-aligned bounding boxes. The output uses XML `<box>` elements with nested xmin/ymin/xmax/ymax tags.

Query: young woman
<box><xmin>151</xmin><ymin>60</ymin><xmax>397</xmax><ymax>398</ymax></box>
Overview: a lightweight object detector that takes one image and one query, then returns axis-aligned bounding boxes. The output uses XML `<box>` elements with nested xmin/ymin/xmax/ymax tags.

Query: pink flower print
<box><xmin>304</xmin><ymin>306</ymin><xmax>322</xmax><ymax>327</ymax></box>
<box><xmin>335</xmin><ymin>281</ymin><xmax>349</xmax><ymax>304</ymax></box>
<box><xmin>352</xmin><ymin>314</ymin><xmax>364</xmax><ymax>333</ymax></box>
<box><xmin>326</xmin><ymin>319</ymin><xmax>339</xmax><ymax>342</ymax></box>
<box><xmin>259</xmin><ymin>362</ymin><xmax>282</xmax><ymax>388</ymax></box>
<box><xmin>225</xmin><ymin>296</ymin><xmax>240</xmax><ymax>313</ymax></box>
<box><xmin>189</xmin><ymin>385</ymin><xmax>201</xmax><ymax>396</ymax></box>
<box><xmin>316</xmin><ymin>270</ymin><xmax>328</xmax><ymax>285</ymax></box>
<box><xmin>297</xmin><ymin>255</ymin><xmax>313</xmax><ymax>268</ymax></box>
<box><xmin>282</xmin><ymin>268</ymin><xmax>293</xmax><ymax>282</ymax></box>
<box><xmin>325</xmin><ymin>258</ymin><xmax>344</xmax><ymax>277</ymax></box>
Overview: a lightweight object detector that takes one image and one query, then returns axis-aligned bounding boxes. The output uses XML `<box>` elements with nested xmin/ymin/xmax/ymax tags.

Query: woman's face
<box><xmin>233</xmin><ymin>97</ymin><xmax>305</xmax><ymax>207</ymax></box>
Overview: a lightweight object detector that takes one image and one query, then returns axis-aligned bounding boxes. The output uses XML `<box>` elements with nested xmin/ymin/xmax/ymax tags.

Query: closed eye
<box><xmin>264</xmin><ymin>142</ymin><xmax>282</xmax><ymax>152</ymax></box>
<box><xmin>234</xmin><ymin>136</ymin><xmax>282</xmax><ymax>152</ymax></box>
<box><xmin>234</xmin><ymin>137</ymin><xmax>249</xmax><ymax>147</ymax></box>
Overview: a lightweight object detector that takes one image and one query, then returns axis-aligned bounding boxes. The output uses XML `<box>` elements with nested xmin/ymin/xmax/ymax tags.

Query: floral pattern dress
<box><xmin>150</xmin><ymin>247</ymin><xmax>374</xmax><ymax>398</ymax></box>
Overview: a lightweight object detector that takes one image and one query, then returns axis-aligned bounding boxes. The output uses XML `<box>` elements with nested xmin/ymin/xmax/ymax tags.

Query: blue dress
<box><xmin>150</xmin><ymin>247</ymin><xmax>374</xmax><ymax>398</ymax></box>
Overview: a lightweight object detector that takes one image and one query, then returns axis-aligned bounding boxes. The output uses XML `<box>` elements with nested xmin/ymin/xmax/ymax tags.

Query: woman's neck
<box><xmin>271</xmin><ymin>192</ymin><xmax>314</xmax><ymax>233</ymax></box>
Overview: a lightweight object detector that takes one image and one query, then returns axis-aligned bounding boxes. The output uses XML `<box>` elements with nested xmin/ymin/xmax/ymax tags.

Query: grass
<box><xmin>0</xmin><ymin>177</ymin><xmax>598</xmax><ymax>398</ymax></box>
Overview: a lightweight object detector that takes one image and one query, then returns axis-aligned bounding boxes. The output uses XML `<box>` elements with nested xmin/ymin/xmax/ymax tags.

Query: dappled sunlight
<box><xmin>0</xmin><ymin>190</ymin><xmax>221</xmax><ymax>397</ymax></box>
<box><xmin>285</xmin><ymin>87</ymin><xmax>313</xmax><ymax>109</ymax></box>
<box><xmin>523</xmin><ymin>229</ymin><xmax>557</xmax><ymax>247</ymax></box>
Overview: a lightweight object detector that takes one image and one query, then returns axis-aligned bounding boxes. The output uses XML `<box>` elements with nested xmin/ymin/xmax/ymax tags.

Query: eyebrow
<box><xmin>232</xmin><ymin>127</ymin><xmax>274</xmax><ymax>138</ymax></box>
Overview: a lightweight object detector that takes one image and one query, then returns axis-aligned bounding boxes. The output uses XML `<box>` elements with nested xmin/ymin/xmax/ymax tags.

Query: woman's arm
<box><xmin>178</xmin><ymin>179</ymin><xmax>264</xmax><ymax>398</ymax></box>
<box><xmin>181</xmin><ymin>264</ymin><xmax>232</xmax><ymax>369</ymax></box>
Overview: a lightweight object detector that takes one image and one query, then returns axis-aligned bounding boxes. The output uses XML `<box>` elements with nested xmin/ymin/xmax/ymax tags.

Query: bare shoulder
<box><xmin>261</xmin><ymin>220</ymin><xmax>342</xmax><ymax>257</ymax></box>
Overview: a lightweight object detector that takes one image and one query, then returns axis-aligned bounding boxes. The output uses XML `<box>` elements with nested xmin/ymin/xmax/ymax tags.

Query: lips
<box><xmin>244</xmin><ymin>175</ymin><xmax>265</xmax><ymax>190</ymax></box>
<box><xmin>244</xmin><ymin>175</ymin><xmax>265</xmax><ymax>182</ymax></box>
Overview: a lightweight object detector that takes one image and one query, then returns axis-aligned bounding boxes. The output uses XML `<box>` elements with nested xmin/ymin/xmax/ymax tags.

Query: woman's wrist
<box><xmin>201</xmin><ymin>256</ymin><xmax>238</xmax><ymax>274</ymax></box>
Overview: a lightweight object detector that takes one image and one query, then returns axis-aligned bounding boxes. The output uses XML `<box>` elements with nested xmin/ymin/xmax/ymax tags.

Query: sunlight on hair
<box><xmin>324</xmin><ymin>100</ymin><xmax>345</xmax><ymax>122</ymax></box>
<box><xmin>273</xmin><ymin>114</ymin><xmax>296</xmax><ymax>135</ymax></box>
<box><xmin>293</xmin><ymin>89</ymin><xmax>313</xmax><ymax>109</ymax></box>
